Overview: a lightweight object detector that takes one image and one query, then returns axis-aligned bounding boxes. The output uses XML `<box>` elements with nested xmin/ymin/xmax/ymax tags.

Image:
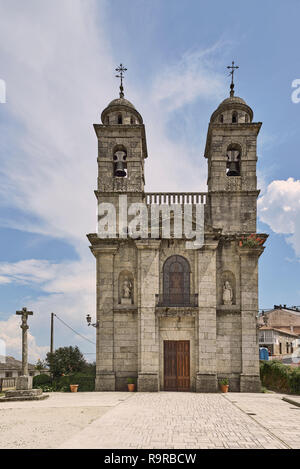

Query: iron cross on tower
<box><xmin>227</xmin><ymin>61</ymin><xmax>239</xmax><ymax>97</ymax></box>
<box><xmin>115</xmin><ymin>63</ymin><xmax>127</xmax><ymax>98</ymax></box>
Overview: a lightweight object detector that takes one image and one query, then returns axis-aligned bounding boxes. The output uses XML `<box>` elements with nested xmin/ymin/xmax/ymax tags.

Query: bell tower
<box><xmin>93</xmin><ymin>64</ymin><xmax>148</xmax><ymax>214</ymax></box>
<box><xmin>204</xmin><ymin>63</ymin><xmax>262</xmax><ymax>234</ymax></box>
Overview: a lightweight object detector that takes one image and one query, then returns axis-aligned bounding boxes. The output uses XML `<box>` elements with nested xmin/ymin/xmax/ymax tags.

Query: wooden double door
<box><xmin>164</xmin><ymin>340</ymin><xmax>190</xmax><ymax>391</ymax></box>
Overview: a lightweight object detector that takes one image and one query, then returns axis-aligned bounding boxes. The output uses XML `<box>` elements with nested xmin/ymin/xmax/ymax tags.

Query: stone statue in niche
<box><xmin>121</xmin><ymin>278</ymin><xmax>133</xmax><ymax>305</ymax></box>
<box><xmin>223</xmin><ymin>280</ymin><xmax>233</xmax><ymax>305</ymax></box>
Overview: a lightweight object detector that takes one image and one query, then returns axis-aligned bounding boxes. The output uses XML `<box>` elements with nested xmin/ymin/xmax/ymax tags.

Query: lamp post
<box><xmin>86</xmin><ymin>314</ymin><xmax>99</xmax><ymax>328</ymax></box>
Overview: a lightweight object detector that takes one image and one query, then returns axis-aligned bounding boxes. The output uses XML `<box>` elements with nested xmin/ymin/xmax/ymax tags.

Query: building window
<box><xmin>5</xmin><ymin>372</ymin><xmax>12</xmax><ymax>378</ymax></box>
<box><xmin>163</xmin><ymin>255</ymin><xmax>190</xmax><ymax>306</ymax></box>
<box><xmin>118</xmin><ymin>114</ymin><xmax>123</xmax><ymax>124</ymax></box>
<box><xmin>279</xmin><ymin>343</ymin><xmax>282</xmax><ymax>354</ymax></box>
<box><xmin>219</xmin><ymin>114</ymin><xmax>223</xmax><ymax>123</ymax></box>
<box><xmin>232</xmin><ymin>111</ymin><xmax>238</xmax><ymax>123</ymax></box>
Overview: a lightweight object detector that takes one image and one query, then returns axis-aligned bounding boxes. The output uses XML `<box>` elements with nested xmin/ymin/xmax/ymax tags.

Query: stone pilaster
<box><xmin>239</xmin><ymin>245</ymin><xmax>264</xmax><ymax>392</ymax></box>
<box><xmin>135</xmin><ymin>240</ymin><xmax>161</xmax><ymax>391</ymax></box>
<box><xmin>196</xmin><ymin>238</ymin><xmax>218</xmax><ymax>392</ymax></box>
<box><xmin>93</xmin><ymin>244</ymin><xmax>118</xmax><ymax>391</ymax></box>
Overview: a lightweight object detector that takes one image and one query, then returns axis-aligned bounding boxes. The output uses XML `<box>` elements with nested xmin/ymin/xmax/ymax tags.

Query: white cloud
<box><xmin>0</xmin><ymin>315</ymin><xmax>48</xmax><ymax>363</ymax></box>
<box><xmin>0</xmin><ymin>258</ymin><xmax>96</xmax><ymax>360</ymax></box>
<box><xmin>258</xmin><ymin>178</ymin><xmax>300</xmax><ymax>256</ymax></box>
<box><xmin>151</xmin><ymin>44</ymin><xmax>226</xmax><ymax>112</ymax></box>
<box><xmin>0</xmin><ymin>1</ymin><xmax>229</xmax><ymax>356</ymax></box>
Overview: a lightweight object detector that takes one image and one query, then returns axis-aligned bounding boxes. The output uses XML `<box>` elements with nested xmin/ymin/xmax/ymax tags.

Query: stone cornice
<box><xmin>135</xmin><ymin>239</ymin><xmax>161</xmax><ymax>250</ymax></box>
<box><xmin>238</xmin><ymin>245</ymin><xmax>265</xmax><ymax>257</ymax></box>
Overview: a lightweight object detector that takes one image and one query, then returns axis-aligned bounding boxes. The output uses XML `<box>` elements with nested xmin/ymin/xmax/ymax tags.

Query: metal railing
<box><xmin>155</xmin><ymin>293</ymin><xmax>198</xmax><ymax>307</ymax></box>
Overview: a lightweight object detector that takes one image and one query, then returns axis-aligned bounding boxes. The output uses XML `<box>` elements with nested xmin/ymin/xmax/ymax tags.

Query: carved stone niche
<box><xmin>219</xmin><ymin>270</ymin><xmax>236</xmax><ymax>306</ymax></box>
<box><xmin>118</xmin><ymin>270</ymin><xmax>134</xmax><ymax>306</ymax></box>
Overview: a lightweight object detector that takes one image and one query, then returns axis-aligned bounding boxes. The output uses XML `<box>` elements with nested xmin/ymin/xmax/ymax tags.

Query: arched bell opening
<box><xmin>113</xmin><ymin>146</ymin><xmax>127</xmax><ymax>178</ymax></box>
<box><xmin>226</xmin><ymin>143</ymin><xmax>241</xmax><ymax>177</ymax></box>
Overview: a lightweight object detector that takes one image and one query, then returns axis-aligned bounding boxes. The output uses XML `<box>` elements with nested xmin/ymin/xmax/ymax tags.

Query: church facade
<box><xmin>87</xmin><ymin>74</ymin><xmax>268</xmax><ymax>393</ymax></box>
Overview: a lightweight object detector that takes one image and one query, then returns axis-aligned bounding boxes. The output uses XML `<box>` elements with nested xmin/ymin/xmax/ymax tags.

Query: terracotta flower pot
<box><xmin>220</xmin><ymin>384</ymin><xmax>229</xmax><ymax>393</ymax></box>
<box><xmin>127</xmin><ymin>383</ymin><xmax>135</xmax><ymax>392</ymax></box>
<box><xmin>70</xmin><ymin>384</ymin><xmax>79</xmax><ymax>393</ymax></box>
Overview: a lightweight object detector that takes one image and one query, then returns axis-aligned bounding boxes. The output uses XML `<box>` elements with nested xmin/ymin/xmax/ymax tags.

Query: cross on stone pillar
<box><xmin>16</xmin><ymin>307</ymin><xmax>33</xmax><ymax>376</ymax></box>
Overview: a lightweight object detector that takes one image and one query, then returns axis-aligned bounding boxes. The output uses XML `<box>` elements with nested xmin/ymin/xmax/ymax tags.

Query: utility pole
<box><xmin>50</xmin><ymin>313</ymin><xmax>54</xmax><ymax>355</ymax></box>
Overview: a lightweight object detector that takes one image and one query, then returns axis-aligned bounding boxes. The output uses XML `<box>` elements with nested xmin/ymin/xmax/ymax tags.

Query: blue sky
<box><xmin>0</xmin><ymin>0</ymin><xmax>299</xmax><ymax>361</ymax></box>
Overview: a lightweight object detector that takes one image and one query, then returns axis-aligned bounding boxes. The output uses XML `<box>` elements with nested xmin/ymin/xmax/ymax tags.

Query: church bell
<box><xmin>226</xmin><ymin>150</ymin><xmax>240</xmax><ymax>177</ymax></box>
<box><xmin>114</xmin><ymin>150</ymin><xmax>127</xmax><ymax>177</ymax></box>
<box><xmin>115</xmin><ymin>161</ymin><xmax>126</xmax><ymax>177</ymax></box>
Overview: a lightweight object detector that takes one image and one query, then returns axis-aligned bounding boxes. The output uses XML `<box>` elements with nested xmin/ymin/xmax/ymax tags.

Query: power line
<box><xmin>54</xmin><ymin>314</ymin><xmax>96</xmax><ymax>346</ymax></box>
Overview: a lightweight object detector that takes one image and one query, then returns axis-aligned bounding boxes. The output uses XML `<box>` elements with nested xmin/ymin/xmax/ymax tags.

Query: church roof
<box><xmin>218</xmin><ymin>96</ymin><xmax>247</xmax><ymax>106</ymax></box>
<box><xmin>107</xmin><ymin>97</ymin><xmax>136</xmax><ymax>109</ymax></box>
<box><xmin>210</xmin><ymin>93</ymin><xmax>253</xmax><ymax>122</ymax></box>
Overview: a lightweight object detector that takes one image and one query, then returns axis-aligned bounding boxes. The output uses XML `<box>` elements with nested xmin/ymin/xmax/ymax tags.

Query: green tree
<box><xmin>46</xmin><ymin>346</ymin><xmax>87</xmax><ymax>377</ymax></box>
<box><xmin>35</xmin><ymin>358</ymin><xmax>47</xmax><ymax>371</ymax></box>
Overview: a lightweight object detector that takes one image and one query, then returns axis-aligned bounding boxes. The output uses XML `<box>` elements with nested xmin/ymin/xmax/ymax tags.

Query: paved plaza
<box><xmin>0</xmin><ymin>392</ymin><xmax>299</xmax><ymax>449</ymax></box>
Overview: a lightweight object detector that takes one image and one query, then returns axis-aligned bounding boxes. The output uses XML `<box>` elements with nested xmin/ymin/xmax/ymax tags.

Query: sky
<box><xmin>0</xmin><ymin>0</ymin><xmax>299</xmax><ymax>362</ymax></box>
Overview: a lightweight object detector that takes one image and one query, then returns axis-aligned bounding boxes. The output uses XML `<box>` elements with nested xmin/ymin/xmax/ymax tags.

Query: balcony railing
<box><xmin>145</xmin><ymin>192</ymin><xmax>207</xmax><ymax>205</ymax></box>
<box><xmin>155</xmin><ymin>293</ymin><xmax>198</xmax><ymax>307</ymax></box>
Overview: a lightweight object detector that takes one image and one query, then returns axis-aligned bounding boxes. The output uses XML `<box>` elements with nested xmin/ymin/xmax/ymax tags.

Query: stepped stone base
<box><xmin>0</xmin><ymin>388</ymin><xmax>49</xmax><ymax>402</ymax></box>
<box><xmin>16</xmin><ymin>375</ymin><xmax>33</xmax><ymax>390</ymax></box>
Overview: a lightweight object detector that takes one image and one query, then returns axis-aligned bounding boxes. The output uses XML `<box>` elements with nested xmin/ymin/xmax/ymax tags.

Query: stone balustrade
<box><xmin>145</xmin><ymin>192</ymin><xmax>207</xmax><ymax>205</ymax></box>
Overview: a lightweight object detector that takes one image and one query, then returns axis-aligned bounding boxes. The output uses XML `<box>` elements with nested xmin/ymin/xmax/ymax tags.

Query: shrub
<box><xmin>54</xmin><ymin>372</ymin><xmax>95</xmax><ymax>392</ymax></box>
<box><xmin>260</xmin><ymin>360</ymin><xmax>300</xmax><ymax>394</ymax></box>
<box><xmin>33</xmin><ymin>373</ymin><xmax>52</xmax><ymax>388</ymax></box>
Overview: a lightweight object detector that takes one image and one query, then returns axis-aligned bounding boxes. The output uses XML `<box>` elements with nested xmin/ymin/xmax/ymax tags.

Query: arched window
<box><xmin>245</xmin><ymin>114</ymin><xmax>249</xmax><ymax>123</ymax></box>
<box><xmin>219</xmin><ymin>114</ymin><xmax>224</xmax><ymax>123</ymax></box>
<box><xmin>232</xmin><ymin>111</ymin><xmax>238</xmax><ymax>123</ymax></box>
<box><xmin>113</xmin><ymin>146</ymin><xmax>127</xmax><ymax>177</ymax></box>
<box><xmin>118</xmin><ymin>114</ymin><xmax>123</xmax><ymax>124</ymax></box>
<box><xmin>105</xmin><ymin>116</ymin><xmax>110</xmax><ymax>125</ymax></box>
<box><xmin>226</xmin><ymin>143</ymin><xmax>241</xmax><ymax>176</ymax></box>
<box><xmin>130</xmin><ymin>117</ymin><xmax>134</xmax><ymax>125</ymax></box>
<box><xmin>163</xmin><ymin>255</ymin><xmax>190</xmax><ymax>306</ymax></box>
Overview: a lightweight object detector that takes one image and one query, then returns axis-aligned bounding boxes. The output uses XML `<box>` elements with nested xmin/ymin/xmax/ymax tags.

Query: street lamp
<box><xmin>86</xmin><ymin>314</ymin><xmax>99</xmax><ymax>328</ymax></box>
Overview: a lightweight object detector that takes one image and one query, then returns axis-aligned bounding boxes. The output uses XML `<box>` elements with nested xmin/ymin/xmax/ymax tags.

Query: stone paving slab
<box><xmin>59</xmin><ymin>393</ymin><xmax>294</xmax><ymax>449</ymax></box>
<box><xmin>224</xmin><ymin>393</ymin><xmax>300</xmax><ymax>449</ymax></box>
<box><xmin>282</xmin><ymin>396</ymin><xmax>300</xmax><ymax>408</ymax></box>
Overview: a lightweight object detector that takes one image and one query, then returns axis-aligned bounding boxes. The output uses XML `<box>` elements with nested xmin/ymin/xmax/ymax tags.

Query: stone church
<box><xmin>87</xmin><ymin>67</ymin><xmax>268</xmax><ymax>393</ymax></box>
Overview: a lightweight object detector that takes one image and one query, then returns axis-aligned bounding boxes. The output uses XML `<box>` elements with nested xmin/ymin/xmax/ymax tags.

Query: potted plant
<box><xmin>70</xmin><ymin>384</ymin><xmax>79</xmax><ymax>392</ymax></box>
<box><xmin>127</xmin><ymin>377</ymin><xmax>136</xmax><ymax>392</ymax></box>
<box><xmin>220</xmin><ymin>378</ymin><xmax>229</xmax><ymax>393</ymax></box>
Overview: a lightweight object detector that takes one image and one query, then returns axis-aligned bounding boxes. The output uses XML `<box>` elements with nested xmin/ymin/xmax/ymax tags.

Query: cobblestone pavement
<box><xmin>60</xmin><ymin>392</ymin><xmax>300</xmax><ymax>449</ymax></box>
